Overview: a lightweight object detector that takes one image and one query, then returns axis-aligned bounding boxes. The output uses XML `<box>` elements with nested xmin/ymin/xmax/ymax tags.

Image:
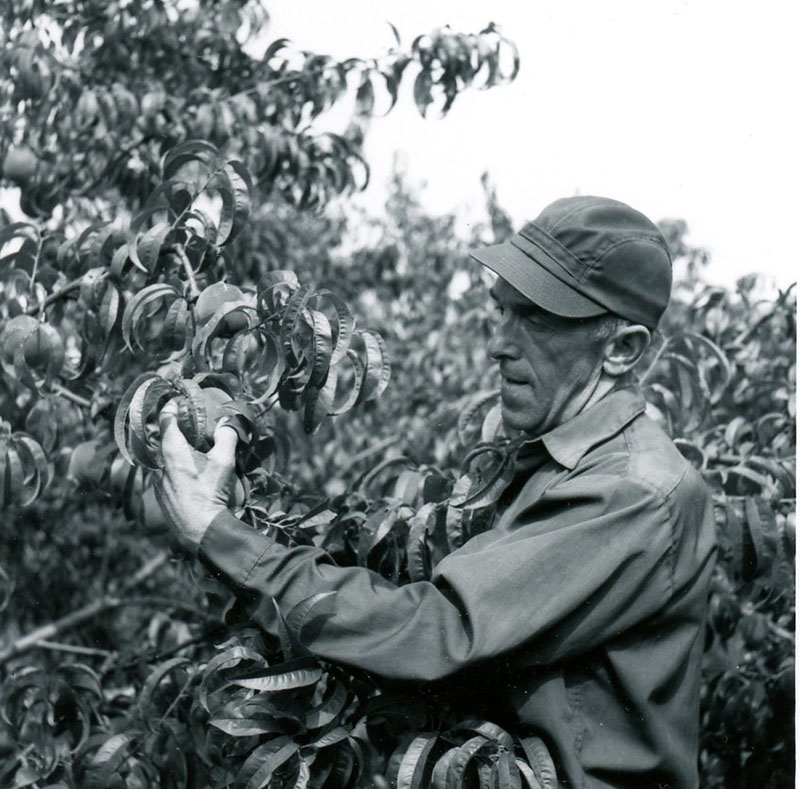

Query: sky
<box><xmin>266</xmin><ymin>0</ymin><xmax>798</xmax><ymax>291</ymax></box>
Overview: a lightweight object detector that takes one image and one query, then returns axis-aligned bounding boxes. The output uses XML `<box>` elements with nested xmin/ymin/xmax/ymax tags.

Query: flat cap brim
<box><xmin>470</xmin><ymin>241</ymin><xmax>608</xmax><ymax>319</ymax></box>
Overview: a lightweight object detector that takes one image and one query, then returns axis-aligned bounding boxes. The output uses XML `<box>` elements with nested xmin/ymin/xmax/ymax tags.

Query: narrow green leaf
<box><xmin>233</xmin><ymin>736</ymin><xmax>298</xmax><ymax>789</ymax></box>
<box><xmin>305</xmin><ymin>679</ymin><xmax>349</xmax><ymax>730</ymax></box>
<box><xmin>518</xmin><ymin>737</ymin><xmax>557</xmax><ymax>789</ymax></box>
<box><xmin>233</xmin><ymin>662</ymin><xmax>322</xmax><ymax>692</ymax></box>
<box><xmin>217</xmin><ymin>160</ymin><xmax>253</xmax><ymax>246</ymax></box>
<box><xmin>84</xmin><ymin>733</ymin><xmax>136</xmax><ymax>789</ymax></box>
<box><xmin>135</xmin><ymin>222</ymin><xmax>172</xmax><ymax>273</ymax></box>
<box><xmin>396</xmin><ymin>733</ymin><xmax>441</xmax><ymax>789</ymax></box>
<box><xmin>137</xmin><ymin>657</ymin><xmax>191</xmax><ymax>724</ymax></box>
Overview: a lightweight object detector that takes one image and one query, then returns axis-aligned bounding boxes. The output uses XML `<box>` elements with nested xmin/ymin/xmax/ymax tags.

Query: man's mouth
<box><xmin>501</xmin><ymin>373</ymin><xmax>528</xmax><ymax>386</ymax></box>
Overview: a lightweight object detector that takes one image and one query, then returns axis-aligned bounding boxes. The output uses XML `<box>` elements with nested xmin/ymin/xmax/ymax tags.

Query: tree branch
<box><xmin>0</xmin><ymin>551</ymin><xmax>172</xmax><ymax>667</ymax></box>
<box><xmin>25</xmin><ymin>278</ymin><xmax>82</xmax><ymax>315</ymax></box>
<box><xmin>53</xmin><ymin>382</ymin><xmax>92</xmax><ymax>409</ymax></box>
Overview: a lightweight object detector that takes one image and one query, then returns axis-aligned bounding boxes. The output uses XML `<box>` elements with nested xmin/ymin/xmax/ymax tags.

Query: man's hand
<box><xmin>155</xmin><ymin>402</ymin><xmax>239</xmax><ymax>550</ymax></box>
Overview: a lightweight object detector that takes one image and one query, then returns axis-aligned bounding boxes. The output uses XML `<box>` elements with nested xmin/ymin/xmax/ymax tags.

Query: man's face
<box><xmin>488</xmin><ymin>277</ymin><xmax>607</xmax><ymax>438</ymax></box>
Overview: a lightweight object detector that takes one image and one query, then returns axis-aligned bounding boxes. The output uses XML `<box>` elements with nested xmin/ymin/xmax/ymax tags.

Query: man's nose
<box><xmin>488</xmin><ymin>321</ymin><xmax>518</xmax><ymax>361</ymax></box>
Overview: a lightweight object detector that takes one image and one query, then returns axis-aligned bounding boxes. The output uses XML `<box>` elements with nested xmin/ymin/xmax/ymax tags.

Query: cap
<box><xmin>470</xmin><ymin>196</ymin><xmax>672</xmax><ymax>329</ymax></box>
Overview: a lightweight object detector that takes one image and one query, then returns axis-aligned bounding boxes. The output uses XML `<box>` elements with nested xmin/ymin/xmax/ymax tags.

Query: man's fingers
<box><xmin>208</xmin><ymin>422</ymin><xmax>238</xmax><ymax>468</ymax></box>
<box><xmin>159</xmin><ymin>410</ymin><xmax>194</xmax><ymax>465</ymax></box>
<box><xmin>158</xmin><ymin>399</ymin><xmax>180</xmax><ymax>430</ymax></box>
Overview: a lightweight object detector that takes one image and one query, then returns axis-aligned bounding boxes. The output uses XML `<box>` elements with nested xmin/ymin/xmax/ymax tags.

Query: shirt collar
<box><xmin>519</xmin><ymin>387</ymin><xmax>646</xmax><ymax>470</ymax></box>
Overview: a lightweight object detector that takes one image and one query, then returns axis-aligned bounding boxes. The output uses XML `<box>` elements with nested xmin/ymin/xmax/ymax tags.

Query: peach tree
<box><xmin>0</xmin><ymin>2</ymin><xmax>794</xmax><ymax>787</ymax></box>
<box><xmin>0</xmin><ymin>2</ymin><xmax>561</xmax><ymax>787</ymax></box>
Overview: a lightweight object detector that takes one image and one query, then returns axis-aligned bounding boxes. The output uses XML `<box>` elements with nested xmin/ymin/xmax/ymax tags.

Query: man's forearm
<box><xmin>200</xmin><ymin>510</ymin><xmax>478</xmax><ymax>681</ymax></box>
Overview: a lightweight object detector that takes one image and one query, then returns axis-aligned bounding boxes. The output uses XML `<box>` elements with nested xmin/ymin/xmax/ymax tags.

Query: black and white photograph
<box><xmin>0</xmin><ymin>1</ymin><xmax>795</xmax><ymax>787</ymax></box>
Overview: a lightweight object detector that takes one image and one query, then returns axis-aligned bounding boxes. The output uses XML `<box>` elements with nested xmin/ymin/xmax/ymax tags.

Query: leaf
<box><xmin>233</xmin><ymin>736</ymin><xmax>298</xmax><ymax>789</ymax></box>
<box><xmin>518</xmin><ymin>736</ymin><xmax>557</xmax><ymax>789</ymax></box>
<box><xmin>354</xmin><ymin>329</ymin><xmax>390</xmax><ymax>404</ymax></box>
<box><xmin>175</xmin><ymin>377</ymin><xmax>208</xmax><ymax>448</ymax></box>
<box><xmin>263</xmin><ymin>38</ymin><xmax>291</xmax><ymax>62</ymax></box>
<box><xmin>233</xmin><ymin>660</ymin><xmax>322</xmax><ymax>692</ymax></box>
<box><xmin>216</xmin><ymin>160</ymin><xmax>253</xmax><ymax>246</ymax></box>
<box><xmin>724</xmin><ymin>416</ymin><xmax>750</xmax><ymax>450</ymax></box>
<box><xmin>724</xmin><ymin>497</ymin><xmax>747</xmax><ymax>581</ymax></box>
<box><xmin>445</xmin><ymin>735</ymin><xmax>496</xmax><ymax>788</ymax></box>
<box><xmin>136</xmin><ymin>657</ymin><xmax>190</xmax><ymax>724</ymax></box>
<box><xmin>515</xmin><ymin>757</ymin><xmax>542</xmax><ymax>789</ymax></box>
<box><xmin>285</xmin><ymin>591</ymin><xmax>338</xmax><ymax>638</ymax></box>
<box><xmin>413</xmin><ymin>69</ymin><xmax>433</xmax><ymax>116</ymax></box>
<box><xmin>312</xmin><ymin>726</ymin><xmax>350</xmax><ymax>749</ymax></box>
<box><xmin>407</xmin><ymin>502</ymin><xmax>438</xmax><ymax>582</ymax></box>
<box><xmin>114</xmin><ymin>373</ymin><xmax>160</xmax><ymax>466</ymax></box>
<box><xmin>98</xmin><ymin>281</ymin><xmax>122</xmax><ymax>343</ymax></box>
<box><xmin>0</xmin><ymin>563</ymin><xmax>13</xmax><ymax>614</ymax></box>
<box><xmin>744</xmin><ymin>496</ymin><xmax>778</xmax><ymax>579</ymax></box>
<box><xmin>451</xmin><ymin>720</ymin><xmax>514</xmax><ymax>748</ymax></box>
<box><xmin>303</xmin><ymin>308</ymin><xmax>333</xmax><ymax>387</ymax></box>
<box><xmin>134</xmin><ymin>222</ymin><xmax>172</xmax><ymax>273</ymax></box>
<box><xmin>387</xmin><ymin>21</ymin><xmax>402</xmax><ymax>46</ymax></box>
<box><xmin>161</xmin><ymin>139</ymin><xmax>220</xmax><ymax>180</ymax></box>
<box><xmin>84</xmin><ymin>733</ymin><xmax>136</xmax><ymax>789</ymax></box>
<box><xmin>458</xmin><ymin>390</ymin><xmax>500</xmax><ymax>446</ymax></box>
<box><xmin>481</xmin><ymin>402</ymin><xmax>504</xmax><ymax>443</ymax></box>
<box><xmin>0</xmin><ymin>441</ymin><xmax>24</xmax><ymax>509</ymax></box>
<box><xmin>327</xmin><ymin>349</ymin><xmax>364</xmax><ymax>415</ymax></box>
<box><xmin>682</xmin><ymin>331</ymin><xmax>733</xmax><ymax>403</ymax></box>
<box><xmin>431</xmin><ymin>746</ymin><xmax>459</xmax><ymax>789</ymax></box>
<box><xmin>124</xmin><ymin>376</ymin><xmax>175</xmax><ymax>468</ymax></box>
<box><xmin>280</xmin><ymin>285</ymin><xmax>312</xmax><ymax>361</ymax></box>
<box><xmin>121</xmin><ymin>283</ymin><xmax>180</xmax><ymax>352</ymax></box>
<box><xmin>9</xmin><ymin>433</ymin><xmax>51</xmax><ymax>506</ymax></box>
<box><xmin>199</xmin><ymin>645</ymin><xmax>268</xmax><ymax>713</ymax></box>
<box><xmin>163</xmin><ymin>296</ymin><xmax>190</xmax><ymax>351</ymax></box>
<box><xmin>356</xmin><ymin>72</ymin><xmax>375</xmax><ymax>116</ymax></box>
<box><xmin>209</xmin><ymin>717</ymin><xmax>285</xmax><ymax>737</ymax></box>
<box><xmin>455</xmin><ymin>454</ymin><xmax>513</xmax><ymax>511</ymax></box>
<box><xmin>305</xmin><ymin>679</ymin><xmax>349</xmax><ymax>730</ymax></box>
<box><xmin>191</xmin><ymin>299</ymin><xmax>255</xmax><ymax>362</ymax></box>
<box><xmin>396</xmin><ymin>733</ymin><xmax>441</xmax><ymax>789</ymax></box>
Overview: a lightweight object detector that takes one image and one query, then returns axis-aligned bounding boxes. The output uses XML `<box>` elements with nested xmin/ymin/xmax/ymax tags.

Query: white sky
<box><xmin>3</xmin><ymin>1</ymin><xmax>795</xmax><ymax>290</ymax></box>
<box><xmin>268</xmin><ymin>0</ymin><xmax>798</xmax><ymax>290</ymax></box>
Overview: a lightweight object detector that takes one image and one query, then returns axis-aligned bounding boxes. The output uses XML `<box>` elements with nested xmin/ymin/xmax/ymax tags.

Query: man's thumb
<box><xmin>208</xmin><ymin>421</ymin><xmax>238</xmax><ymax>467</ymax></box>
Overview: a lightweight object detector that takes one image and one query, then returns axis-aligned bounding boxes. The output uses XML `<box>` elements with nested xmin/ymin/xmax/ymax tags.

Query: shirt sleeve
<box><xmin>198</xmin><ymin>470</ymin><xmax>684</xmax><ymax>682</ymax></box>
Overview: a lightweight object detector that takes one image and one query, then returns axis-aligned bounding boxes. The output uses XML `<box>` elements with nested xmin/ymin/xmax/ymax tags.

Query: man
<box><xmin>157</xmin><ymin>196</ymin><xmax>717</xmax><ymax>788</ymax></box>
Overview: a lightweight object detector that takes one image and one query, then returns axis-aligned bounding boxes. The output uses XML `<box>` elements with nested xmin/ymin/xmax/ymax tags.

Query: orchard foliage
<box><xmin>1</xmin><ymin>0</ymin><xmax>518</xmax><ymax>213</ymax></box>
<box><xmin>0</xmin><ymin>2</ymin><xmax>794</xmax><ymax>788</ymax></box>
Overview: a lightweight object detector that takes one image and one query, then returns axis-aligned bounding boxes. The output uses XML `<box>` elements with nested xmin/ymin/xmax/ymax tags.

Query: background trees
<box><xmin>0</xmin><ymin>2</ymin><xmax>794</xmax><ymax>786</ymax></box>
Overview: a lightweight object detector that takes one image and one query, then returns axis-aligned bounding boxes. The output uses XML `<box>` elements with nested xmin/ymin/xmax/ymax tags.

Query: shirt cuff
<box><xmin>198</xmin><ymin>509</ymin><xmax>278</xmax><ymax>588</ymax></box>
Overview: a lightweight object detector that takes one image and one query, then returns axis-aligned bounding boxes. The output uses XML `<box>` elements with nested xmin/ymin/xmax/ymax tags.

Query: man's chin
<box><xmin>500</xmin><ymin>406</ymin><xmax>531</xmax><ymax>437</ymax></box>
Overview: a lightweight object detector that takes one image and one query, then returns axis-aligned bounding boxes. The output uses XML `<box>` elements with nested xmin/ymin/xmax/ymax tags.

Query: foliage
<box><xmin>0</xmin><ymin>2</ymin><xmax>794</xmax><ymax>788</ymax></box>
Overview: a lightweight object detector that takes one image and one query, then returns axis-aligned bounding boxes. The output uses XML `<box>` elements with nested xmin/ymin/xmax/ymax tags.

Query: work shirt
<box><xmin>200</xmin><ymin>387</ymin><xmax>717</xmax><ymax>788</ymax></box>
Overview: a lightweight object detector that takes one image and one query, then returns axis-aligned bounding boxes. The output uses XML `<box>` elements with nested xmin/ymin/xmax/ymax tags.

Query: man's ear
<box><xmin>602</xmin><ymin>324</ymin><xmax>651</xmax><ymax>377</ymax></box>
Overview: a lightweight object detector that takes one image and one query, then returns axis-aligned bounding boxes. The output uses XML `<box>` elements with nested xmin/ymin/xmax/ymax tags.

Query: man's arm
<box><xmin>157</xmin><ymin>416</ymin><xmax>695</xmax><ymax>682</ymax></box>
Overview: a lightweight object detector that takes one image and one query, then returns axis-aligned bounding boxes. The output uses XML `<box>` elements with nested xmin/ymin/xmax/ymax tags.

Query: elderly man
<box><xmin>157</xmin><ymin>196</ymin><xmax>717</xmax><ymax>788</ymax></box>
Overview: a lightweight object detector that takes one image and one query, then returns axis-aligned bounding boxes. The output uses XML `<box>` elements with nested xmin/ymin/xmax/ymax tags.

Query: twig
<box><xmin>340</xmin><ymin>435</ymin><xmax>400</xmax><ymax>478</ymax></box>
<box><xmin>157</xmin><ymin>673</ymin><xmax>197</xmax><ymax>728</ymax></box>
<box><xmin>173</xmin><ymin>245</ymin><xmax>200</xmax><ymax>301</ymax></box>
<box><xmin>37</xmin><ymin>641</ymin><xmax>112</xmax><ymax>658</ymax></box>
<box><xmin>24</xmin><ymin>278</ymin><xmax>82</xmax><ymax>315</ymax></box>
<box><xmin>640</xmin><ymin>336</ymin><xmax>671</xmax><ymax>385</ymax></box>
<box><xmin>729</xmin><ymin>282</ymin><xmax>797</xmax><ymax>348</ymax></box>
<box><xmin>122</xmin><ymin>552</ymin><xmax>170</xmax><ymax>592</ymax></box>
<box><xmin>0</xmin><ymin>551</ymin><xmax>170</xmax><ymax>666</ymax></box>
<box><xmin>53</xmin><ymin>382</ymin><xmax>92</xmax><ymax>409</ymax></box>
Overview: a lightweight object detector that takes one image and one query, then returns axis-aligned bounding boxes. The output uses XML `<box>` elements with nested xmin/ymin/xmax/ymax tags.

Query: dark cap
<box><xmin>470</xmin><ymin>196</ymin><xmax>672</xmax><ymax>329</ymax></box>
